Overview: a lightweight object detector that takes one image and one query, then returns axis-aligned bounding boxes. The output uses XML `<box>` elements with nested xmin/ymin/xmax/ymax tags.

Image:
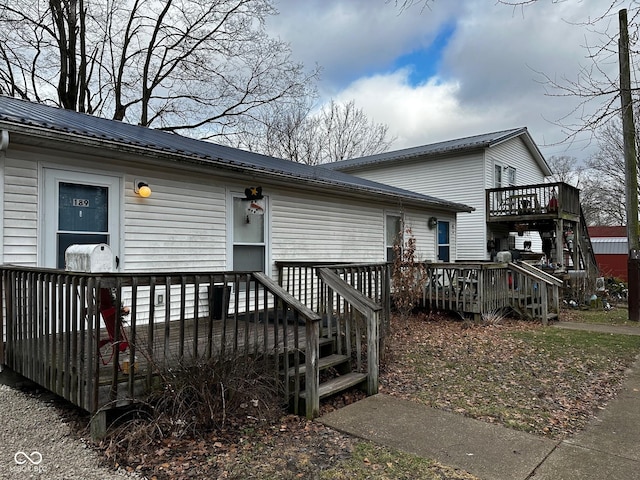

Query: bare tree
<box><xmin>0</xmin><ymin>0</ymin><xmax>318</xmax><ymax>140</ymax></box>
<box><xmin>581</xmin><ymin>117</ymin><xmax>637</xmax><ymax>226</ymax></box>
<box><xmin>546</xmin><ymin>155</ymin><xmax>581</xmax><ymax>185</ymax></box>
<box><xmin>229</xmin><ymin>99</ymin><xmax>396</xmax><ymax>164</ymax></box>
<box><xmin>320</xmin><ymin>100</ymin><xmax>396</xmax><ymax>162</ymax></box>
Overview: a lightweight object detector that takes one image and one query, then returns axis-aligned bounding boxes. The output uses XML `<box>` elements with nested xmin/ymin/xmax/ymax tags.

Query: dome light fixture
<box><xmin>135</xmin><ymin>180</ymin><xmax>152</xmax><ymax>198</ymax></box>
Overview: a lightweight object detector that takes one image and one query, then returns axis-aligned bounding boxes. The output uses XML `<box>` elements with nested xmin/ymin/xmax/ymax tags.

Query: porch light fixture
<box><xmin>428</xmin><ymin>216</ymin><xmax>438</xmax><ymax>229</ymax></box>
<box><xmin>134</xmin><ymin>181</ymin><xmax>152</xmax><ymax>198</ymax></box>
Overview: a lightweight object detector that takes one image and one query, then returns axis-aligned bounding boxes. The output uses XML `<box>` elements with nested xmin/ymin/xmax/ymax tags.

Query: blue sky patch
<box><xmin>393</xmin><ymin>22</ymin><xmax>456</xmax><ymax>86</ymax></box>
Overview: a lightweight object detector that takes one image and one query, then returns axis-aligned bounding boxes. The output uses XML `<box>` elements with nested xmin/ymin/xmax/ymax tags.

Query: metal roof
<box><xmin>326</xmin><ymin>127</ymin><xmax>552</xmax><ymax>176</ymax></box>
<box><xmin>591</xmin><ymin>237</ymin><xmax>628</xmax><ymax>255</ymax></box>
<box><xmin>0</xmin><ymin>96</ymin><xmax>473</xmax><ymax>213</ymax></box>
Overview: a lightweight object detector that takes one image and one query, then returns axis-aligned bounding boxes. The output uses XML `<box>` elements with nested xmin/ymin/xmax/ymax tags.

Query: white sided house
<box><xmin>327</xmin><ymin>128</ymin><xmax>553</xmax><ymax>262</ymax></box>
<box><xmin>0</xmin><ymin>96</ymin><xmax>472</xmax><ymax>274</ymax></box>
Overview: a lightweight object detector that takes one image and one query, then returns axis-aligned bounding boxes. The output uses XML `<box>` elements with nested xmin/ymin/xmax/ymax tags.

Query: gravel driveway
<box><xmin>0</xmin><ymin>370</ymin><xmax>137</xmax><ymax>480</ymax></box>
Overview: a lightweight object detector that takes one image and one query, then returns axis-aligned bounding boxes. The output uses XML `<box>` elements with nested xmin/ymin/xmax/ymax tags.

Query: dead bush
<box><xmin>99</xmin><ymin>354</ymin><xmax>284</xmax><ymax>465</ymax></box>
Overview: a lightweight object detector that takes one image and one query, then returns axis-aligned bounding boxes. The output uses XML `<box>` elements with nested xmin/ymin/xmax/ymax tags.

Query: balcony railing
<box><xmin>486</xmin><ymin>182</ymin><xmax>581</xmax><ymax>222</ymax></box>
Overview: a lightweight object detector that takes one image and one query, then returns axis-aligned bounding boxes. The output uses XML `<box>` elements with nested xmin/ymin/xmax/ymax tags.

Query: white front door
<box><xmin>43</xmin><ymin>168</ymin><xmax>121</xmax><ymax>269</ymax></box>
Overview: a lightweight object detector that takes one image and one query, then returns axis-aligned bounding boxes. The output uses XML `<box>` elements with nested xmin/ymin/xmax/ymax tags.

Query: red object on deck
<box><xmin>98</xmin><ymin>288</ymin><xmax>129</xmax><ymax>364</ymax></box>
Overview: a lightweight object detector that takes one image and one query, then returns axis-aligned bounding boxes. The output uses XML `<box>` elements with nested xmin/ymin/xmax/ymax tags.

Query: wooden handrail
<box><xmin>317</xmin><ymin>268</ymin><xmax>380</xmax><ymax>396</ymax></box>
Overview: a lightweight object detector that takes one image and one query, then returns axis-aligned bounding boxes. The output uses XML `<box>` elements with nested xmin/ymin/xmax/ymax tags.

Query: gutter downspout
<box><xmin>0</xmin><ymin>130</ymin><xmax>7</xmax><ymax>264</ymax></box>
<box><xmin>0</xmin><ymin>129</ymin><xmax>8</xmax><ymax>152</ymax></box>
<box><xmin>0</xmin><ymin>130</ymin><xmax>6</xmax><ymax>361</ymax></box>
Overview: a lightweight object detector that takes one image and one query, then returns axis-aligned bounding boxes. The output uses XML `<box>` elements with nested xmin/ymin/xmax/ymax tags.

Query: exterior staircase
<box><xmin>283</xmin><ymin>335</ymin><xmax>367</xmax><ymax>414</ymax></box>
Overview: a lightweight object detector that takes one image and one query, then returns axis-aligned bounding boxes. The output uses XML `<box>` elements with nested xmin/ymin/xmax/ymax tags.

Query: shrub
<box><xmin>391</xmin><ymin>226</ymin><xmax>427</xmax><ymax>323</ymax></box>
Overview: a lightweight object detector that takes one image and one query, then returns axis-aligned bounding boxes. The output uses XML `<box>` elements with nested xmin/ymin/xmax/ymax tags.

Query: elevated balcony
<box><xmin>486</xmin><ymin>182</ymin><xmax>581</xmax><ymax>225</ymax></box>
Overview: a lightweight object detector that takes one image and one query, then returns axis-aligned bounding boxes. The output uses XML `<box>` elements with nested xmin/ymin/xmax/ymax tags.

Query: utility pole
<box><xmin>619</xmin><ymin>8</ymin><xmax>640</xmax><ymax>321</ymax></box>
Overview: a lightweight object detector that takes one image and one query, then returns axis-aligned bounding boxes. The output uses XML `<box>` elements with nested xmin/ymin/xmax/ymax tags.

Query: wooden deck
<box><xmin>2</xmin><ymin>260</ymin><xmax>562</xmax><ymax>436</ymax></box>
<box><xmin>2</xmin><ymin>266</ymin><xmax>382</xmax><ymax>426</ymax></box>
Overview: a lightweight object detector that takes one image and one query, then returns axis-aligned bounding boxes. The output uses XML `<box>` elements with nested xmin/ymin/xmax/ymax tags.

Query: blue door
<box><xmin>438</xmin><ymin>221</ymin><xmax>450</xmax><ymax>262</ymax></box>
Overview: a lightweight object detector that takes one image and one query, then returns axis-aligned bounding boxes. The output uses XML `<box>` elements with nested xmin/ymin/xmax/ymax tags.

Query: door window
<box><xmin>385</xmin><ymin>214</ymin><xmax>402</xmax><ymax>262</ymax></box>
<box><xmin>57</xmin><ymin>182</ymin><xmax>110</xmax><ymax>268</ymax></box>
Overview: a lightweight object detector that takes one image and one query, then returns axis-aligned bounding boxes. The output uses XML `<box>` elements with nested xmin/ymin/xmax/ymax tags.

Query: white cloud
<box><xmin>269</xmin><ymin>0</ymin><xmax>630</xmax><ymax>162</ymax></box>
<box><xmin>335</xmin><ymin>71</ymin><xmax>508</xmax><ymax>148</ymax></box>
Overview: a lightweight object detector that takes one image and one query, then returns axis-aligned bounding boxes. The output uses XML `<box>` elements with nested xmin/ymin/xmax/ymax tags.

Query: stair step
<box><xmin>286</xmin><ymin>354</ymin><xmax>350</xmax><ymax>378</ymax></box>
<box><xmin>300</xmin><ymin>372</ymin><xmax>368</xmax><ymax>400</ymax></box>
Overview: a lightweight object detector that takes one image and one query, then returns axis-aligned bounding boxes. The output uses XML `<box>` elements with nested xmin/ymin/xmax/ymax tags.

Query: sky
<box><xmin>267</xmin><ymin>0</ymin><xmax>632</xmax><ymax>164</ymax></box>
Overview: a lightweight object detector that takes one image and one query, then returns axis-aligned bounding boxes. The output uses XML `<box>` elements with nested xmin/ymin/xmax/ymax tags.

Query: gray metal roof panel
<box><xmin>0</xmin><ymin>95</ymin><xmax>473</xmax><ymax>212</ymax></box>
<box><xmin>326</xmin><ymin>127</ymin><xmax>537</xmax><ymax>171</ymax></box>
<box><xmin>591</xmin><ymin>237</ymin><xmax>628</xmax><ymax>255</ymax></box>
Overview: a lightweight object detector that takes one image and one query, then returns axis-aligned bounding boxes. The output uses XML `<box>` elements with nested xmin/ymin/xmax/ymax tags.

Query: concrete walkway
<box><xmin>319</xmin><ymin>322</ymin><xmax>640</xmax><ymax>480</ymax></box>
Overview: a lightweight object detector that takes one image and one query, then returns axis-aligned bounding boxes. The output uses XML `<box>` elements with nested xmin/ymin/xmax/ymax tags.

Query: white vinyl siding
<box><xmin>346</xmin><ymin>152</ymin><xmax>482</xmax><ymax>261</ymax></box>
<box><xmin>488</xmin><ymin>138</ymin><xmax>546</xmax><ymax>186</ymax></box>
<box><xmin>4</xmin><ymin>156</ymin><xmax>38</xmax><ymax>265</ymax></box>
<box><xmin>270</xmin><ymin>192</ymin><xmax>384</xmax><ymax>270</ymax></box>
<box><xmin>404</xmin><ymin>211</ymin><xmax>449</xmax><ymax>263</ymax></box>
<box><xmin>1</xmin><ymin>143</ymin><xmax>454</xmax><ymax>278</ymax></box>
<box><xmin>124</xmin><ymin>177</ymin><xmax>227</xmax><ymax>271</ymax></box>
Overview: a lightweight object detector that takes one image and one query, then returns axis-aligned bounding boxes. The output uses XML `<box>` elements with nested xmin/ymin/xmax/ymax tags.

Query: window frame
<box><xmin>495</xmin><ymin>163</ymin><xmax>517</xmax><ymax>188</ymax></box>
<box><xmin>42</xmin><ymin>167</ymin><xmax>121</xmax><ymax>269</ymax></box>
<box><xmin>385</xmin><ymin>212</ymin><xmax>404</xmax><ymax>263</ymax></box>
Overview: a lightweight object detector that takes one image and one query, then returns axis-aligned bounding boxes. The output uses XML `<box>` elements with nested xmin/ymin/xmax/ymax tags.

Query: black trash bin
<box><xmin>209</xmin><ymin>284</ymin><xmax>230</xmax><ymax>320</ymax></box>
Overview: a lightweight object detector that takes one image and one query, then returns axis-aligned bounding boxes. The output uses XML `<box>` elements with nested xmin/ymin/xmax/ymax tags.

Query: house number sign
<box><xmin>72</xmin><ymin>198</ymin><xmax>90</xmax><ymax>207</ymax></box>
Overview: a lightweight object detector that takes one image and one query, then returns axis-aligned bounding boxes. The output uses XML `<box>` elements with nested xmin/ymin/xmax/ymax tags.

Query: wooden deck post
<box><xmin>304</xmin><ymin>317</ymin><xmax>320</xmax><ymax>419</ymax></box>
<box><xmin>0</xmin><ymin>271</ymin><xmax>4</xmax><ymax>367</ymax></box>
<box><xmin>541</xmin><ymin>285</ymin><xmax>549</xmax><ymax>326</ymax></box>
<box><xmin>367</xmin><ymin>308</ymin><xmax>379</xmax><ymax>395</ymax></box>
<box><xmin>90</xmin><ymin>410</ymin><xmax>108</xmax><ymax>441</ymax></box>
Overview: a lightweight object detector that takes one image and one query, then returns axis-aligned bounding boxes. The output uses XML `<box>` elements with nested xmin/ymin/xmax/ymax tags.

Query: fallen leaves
<box><xmin>380</xmin><ymin>311</ymin><xmax>640</xmax><ymax>439</ymax></box>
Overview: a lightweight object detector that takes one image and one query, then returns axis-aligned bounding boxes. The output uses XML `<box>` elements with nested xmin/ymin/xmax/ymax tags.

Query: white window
<box><xmin>495</xmin><ymin>164</ymin><xmax>516</xmax><ymax>188</ymax></box>
<box><xmin>231</xmin><ymin>195</ymin><xmax>267</xmax><ymax>272</ymax></box>
<box><xmin>494</xmin><ymin>164</ymin><xmax>502</xmax><ymax>189</ymax></box>
<box><xmin>385</xmin><ymin>214</ymin><xmax>403</xmax><ymax>262</ymax></box>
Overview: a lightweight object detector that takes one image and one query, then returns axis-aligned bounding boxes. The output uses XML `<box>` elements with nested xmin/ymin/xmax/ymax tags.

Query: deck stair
<box><xmin>284</xmin><ymin>335</ymin><xmax>368</xmax><ymax>413</ymax></box>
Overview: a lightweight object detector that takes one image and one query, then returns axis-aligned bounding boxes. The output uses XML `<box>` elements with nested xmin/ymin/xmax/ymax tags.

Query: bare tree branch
<box><xmin>0</xmin><ymin>0</ymin><xmax>319</xmax><ymax>141</ymax></box>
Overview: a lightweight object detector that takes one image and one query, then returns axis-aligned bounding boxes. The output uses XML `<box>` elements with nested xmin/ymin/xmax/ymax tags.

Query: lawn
<box><xmin>382</xmin><ymin>311</ymin><xmax>640</xmax><ymax>438</ymax></box>
<box><xmin>563</xmin><ymin>303</ymin><xmax>640</xmax><ymax>326</ymax></box>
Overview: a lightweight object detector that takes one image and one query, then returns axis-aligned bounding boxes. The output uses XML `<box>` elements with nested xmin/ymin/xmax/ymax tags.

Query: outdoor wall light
<box><xmin>134</xmin><ymin>181</ymin><xmax>152</xmax><ymax>198</ymax></box>
<box><xmin>428</xmin><ymin>216</ymin><xmax>438</xmax><ymax>229</ymax></box>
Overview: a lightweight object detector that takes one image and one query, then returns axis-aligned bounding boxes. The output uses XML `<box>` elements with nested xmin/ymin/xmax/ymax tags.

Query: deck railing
<box><xmin>1</xmin><ymin>260</ymin><xmax>561</xmax><ymax>432</ymax></box>
<box><xmin>0</xmin><ymin>266</ymin><xmax>321</xmax><ymax>421</ymax></box>
<box><xmin>277</xmin><ymin>262</ymin><xmax>388</xmax><ymax>410</ymax></box>
<box><xmin>422</xmin><ymin>262</ymin><xmax>561</xmax><ymax>324</ymax></box>
<box><xmin>486</xmin><ymin>181</ymin><xmax>581</xmax><ymax>221</ymax></box>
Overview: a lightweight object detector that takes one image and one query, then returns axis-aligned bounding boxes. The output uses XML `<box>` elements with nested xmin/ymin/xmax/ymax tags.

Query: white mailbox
<box><xmin>65</xmin><ymin>244</ymin><xmax>114</xmax><ymax>273</ymax></box>
<box><xmin>495</xmin><ymin>250</ymin><xmax>512</xmax><ymax>263</ymax></box>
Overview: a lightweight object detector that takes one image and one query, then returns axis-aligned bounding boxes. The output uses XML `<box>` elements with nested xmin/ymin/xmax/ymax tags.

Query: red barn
<box><xmin>588</xmin><ymin>226</ymin><xmax>628</xmax><ymax>281</ymax></box>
